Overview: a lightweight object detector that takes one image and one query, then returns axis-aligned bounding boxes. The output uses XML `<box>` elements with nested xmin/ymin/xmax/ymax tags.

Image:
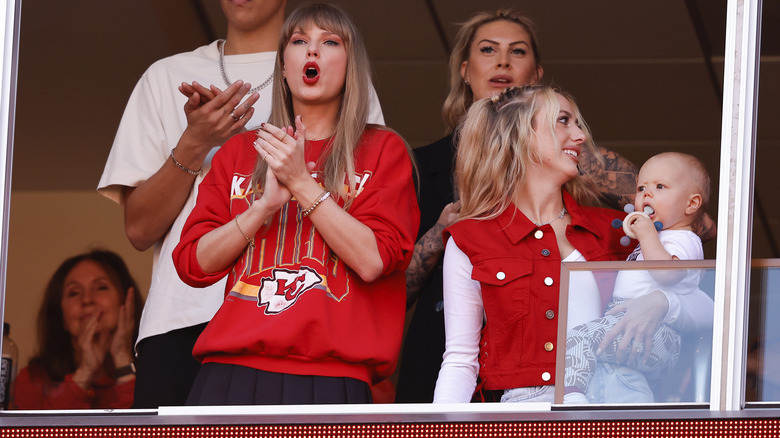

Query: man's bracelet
<box><xmin>170</xmin><ymin>148</ymin><xmax>202</xmax><ymax>175</ymax></box>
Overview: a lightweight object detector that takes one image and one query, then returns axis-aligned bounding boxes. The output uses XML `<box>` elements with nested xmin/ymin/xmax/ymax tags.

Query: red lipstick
<box><xmin>302</xmin><ymin>62</ymin><xmax>320</xmax><ymax>85</ymax></box>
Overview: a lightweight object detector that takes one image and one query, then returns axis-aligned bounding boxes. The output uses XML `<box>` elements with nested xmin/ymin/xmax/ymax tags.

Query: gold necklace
<box><xmin>306</xmin><ymin>132</ymin><xmax>335</xmax><ymax>142</ymax></box>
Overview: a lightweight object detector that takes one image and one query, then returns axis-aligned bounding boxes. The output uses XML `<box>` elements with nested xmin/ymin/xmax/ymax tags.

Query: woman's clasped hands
<box><xmin>252</xmin><ymin>116</ymin><xmax>317</xmax><ymax>211</ymax></box>
<box><xmin>72</xmin><ymin>287</ymin><xmax>136</xmax><ymax>390</ymax></box>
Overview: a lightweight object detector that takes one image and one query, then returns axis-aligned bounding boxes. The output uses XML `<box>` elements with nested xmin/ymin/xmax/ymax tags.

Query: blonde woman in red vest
<box><xmin>432</xmin><ymin>85</ymin><xmax>712</xmax><ymax>403</ymax></box>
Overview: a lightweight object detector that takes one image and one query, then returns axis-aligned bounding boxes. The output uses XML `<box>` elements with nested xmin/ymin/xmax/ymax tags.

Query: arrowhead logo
<box><xmin>257</xmin><ymin>267</ymin><xmax>323</xmax><ymax>314</ymax></box>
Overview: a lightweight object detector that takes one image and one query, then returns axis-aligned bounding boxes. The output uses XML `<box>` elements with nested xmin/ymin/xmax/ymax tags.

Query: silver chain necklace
<box><xmin>533</xmin><ymin>206</ymin><xmax>567</xmax><ymax>227</ymax></box>
<box><xmin>218</xmin><ymin>39</ymin><xmax>274</xmax><ymax>94</ymax></box>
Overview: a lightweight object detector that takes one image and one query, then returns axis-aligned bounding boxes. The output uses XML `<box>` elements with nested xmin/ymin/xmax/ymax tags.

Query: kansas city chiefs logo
<box><xmin>257</xmin><ymin>267</ymin><xmax>323</xmax><ymax>314</ymax></box>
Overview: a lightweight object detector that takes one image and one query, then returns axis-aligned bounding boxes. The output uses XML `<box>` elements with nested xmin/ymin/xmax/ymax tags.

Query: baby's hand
<box><xmin>612</xmin><ymin>205</ymin><xmax>662</xmax><ymax>247</ymax></box>
<box><xmin>627</xmin><ymin>213</ymin><xmax>660</xmax><ymax>242</ymax></box>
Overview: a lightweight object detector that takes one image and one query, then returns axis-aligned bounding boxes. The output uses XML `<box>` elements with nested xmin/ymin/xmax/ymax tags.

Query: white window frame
<box><xmin>0</xmin><ymin>0</ymin><xmax>766</xmax><ymax>416</ymax></box>
<box><xmin>711</xmin><ymin>0</ymin><xmax>762</xmax><ymax>411</ymax></box>
<box><xmin>0</xmin><ymin>0</ymin><xmax>20</xmax><ymax>344</ymax></box>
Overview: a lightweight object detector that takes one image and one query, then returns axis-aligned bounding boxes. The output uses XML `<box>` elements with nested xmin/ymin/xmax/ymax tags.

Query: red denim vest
<box><xmin>445</xmin><ymin>191</ymin><xmax>631</xmax><ymax>391</ymax></box>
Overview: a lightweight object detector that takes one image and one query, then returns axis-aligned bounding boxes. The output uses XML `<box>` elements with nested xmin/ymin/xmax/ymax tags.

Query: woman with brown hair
<box><xmin>15</xmin><ymin>250</ymin><xmax>143</xmax><ymax>409</ymax></box>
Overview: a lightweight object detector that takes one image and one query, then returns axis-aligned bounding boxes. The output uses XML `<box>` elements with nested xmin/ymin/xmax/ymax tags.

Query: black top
<box><xmin>395</xmin><ymin>134</ymin><xmax>456</xmax><ymax>403</ymax></box>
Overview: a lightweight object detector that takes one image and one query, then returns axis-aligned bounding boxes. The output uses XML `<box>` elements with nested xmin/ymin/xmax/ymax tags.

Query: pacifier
<box><xmin>611</xmin><ymin>204</ymin><xmax>663</xmax><ymax>247</ymax></box>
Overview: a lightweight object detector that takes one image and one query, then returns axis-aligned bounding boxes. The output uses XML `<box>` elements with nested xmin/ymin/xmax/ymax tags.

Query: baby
<box><xmin>564</xmin><ymin>152</ymin><xmax>710</xmax><ymax>404</ymax></box>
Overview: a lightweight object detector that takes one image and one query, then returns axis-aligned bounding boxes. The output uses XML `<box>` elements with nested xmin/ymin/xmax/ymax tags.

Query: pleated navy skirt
<box><xmin>186</xmin><ymin>362</ymin><xmax>373</xmax><ymax>405</ymax></box>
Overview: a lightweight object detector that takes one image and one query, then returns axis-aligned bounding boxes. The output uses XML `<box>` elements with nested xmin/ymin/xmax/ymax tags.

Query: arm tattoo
<box><xmin>406</xmin><ymin>222</ymin><xmax>447</xmax><ymax>308</ymax></box>
<box><xmin>580</xmin><ymin>145</ymin><xmax>639</xmax><ymax>211</ymax></box>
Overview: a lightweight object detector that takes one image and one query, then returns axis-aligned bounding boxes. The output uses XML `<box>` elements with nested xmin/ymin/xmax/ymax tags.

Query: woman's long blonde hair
<box><xmin>442</xmin><ymin>9</ymin><xmax>542</xmax><ymax>132</ymax></box>
<box><xmin>250</xmin><ymin>3</ymin><xmax>371</xmax><ymax>208</ymax></box>
<box><xmin>456</xmin><ymin>85</ymin><xmax>601</xmax><ymax>222</ymax></box>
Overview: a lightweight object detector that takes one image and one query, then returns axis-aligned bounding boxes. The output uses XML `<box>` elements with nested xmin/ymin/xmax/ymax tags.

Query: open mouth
<box><xmin>489</xmin><ymin>75</ymin><xmax>513</xmax><ymax>87</ymax></box>
<box><xmin>563</xmin><ymin>146</ymin><xmax>580</xmax><ymax>162</ymax></box>
<box><xmin>642</xmin><ymin>205</ymin><xmax>655</xmax><ymax>216</ymax></box>
<box><xmin>303</xmin><ymin>62</ymin><xmax>320</xmax><ymax>85</ymax></box>
<box><xmin>563</xmin><ymin>149</ymin><xmax>579</xmax><ymax>159</ymax></box>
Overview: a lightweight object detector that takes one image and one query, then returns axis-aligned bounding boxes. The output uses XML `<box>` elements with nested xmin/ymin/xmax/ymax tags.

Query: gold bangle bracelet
<box><xmin>233</xmin><ymin>215</ymin><xmax>255</xmax><ymax>248</ymax></box>
<box><xmin>302</xmin><ymin>191</ymin><xmax>331</xmax><ymax>217</ymax></box>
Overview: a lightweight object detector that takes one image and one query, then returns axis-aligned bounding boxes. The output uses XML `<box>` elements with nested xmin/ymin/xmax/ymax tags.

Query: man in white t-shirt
<box><xmin>98</xmin><ymin>0</ymin><xmax>384</xmax><ymax>407</ymax></box>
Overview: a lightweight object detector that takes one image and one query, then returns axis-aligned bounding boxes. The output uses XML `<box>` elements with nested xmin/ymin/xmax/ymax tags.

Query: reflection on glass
<box><xmin>746</xmin><ymin>1</ymin><xmax>780</xmax><ymax>405</ymax></box>
<box><xmin>746</xmin><ymin>261</ymin><xmax>780</xmax><ymax>402</ymax></box>
<box><xmin>556</xmin><ymin>261</ymin><xmax>715</xmax><ymax>405</ymax></box>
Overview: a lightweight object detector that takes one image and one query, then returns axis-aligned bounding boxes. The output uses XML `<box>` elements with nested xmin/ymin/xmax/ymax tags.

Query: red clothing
<box><xmin>445</xmin><ymin>191</ymin><xmax>632</xmax><ymax>391</ymax></box>
<box><xmin>14</xmin><ymin>364</ymin><xmax>134</xmax><ymax>410</ymax></box>
<box><xmin>174</xmin><ymin>127</ymin><xmax>419</xmax><ymax>385</ymax></box>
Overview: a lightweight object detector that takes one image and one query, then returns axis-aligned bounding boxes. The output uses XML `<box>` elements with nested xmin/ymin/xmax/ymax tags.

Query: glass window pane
<box><xmin>746</xmin><ymin>2</ymin><xmax>780</xmax><ymax>404</ymax></box>
<box><xmin>556</xmin><ymin>260</ymin><xmax>714</xmax><ymax>406</ymax></box>
<box><xmin>746</xmin><ymin>262</ymin><xmax>780</xmax><ymax>401</ymax></box>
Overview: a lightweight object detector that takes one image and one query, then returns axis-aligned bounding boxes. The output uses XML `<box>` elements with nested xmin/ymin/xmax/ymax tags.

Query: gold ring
<box><xmin>278</xmin><ymin>132</ymin><xmax>288</xmax><ymax>142</ymax></box>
